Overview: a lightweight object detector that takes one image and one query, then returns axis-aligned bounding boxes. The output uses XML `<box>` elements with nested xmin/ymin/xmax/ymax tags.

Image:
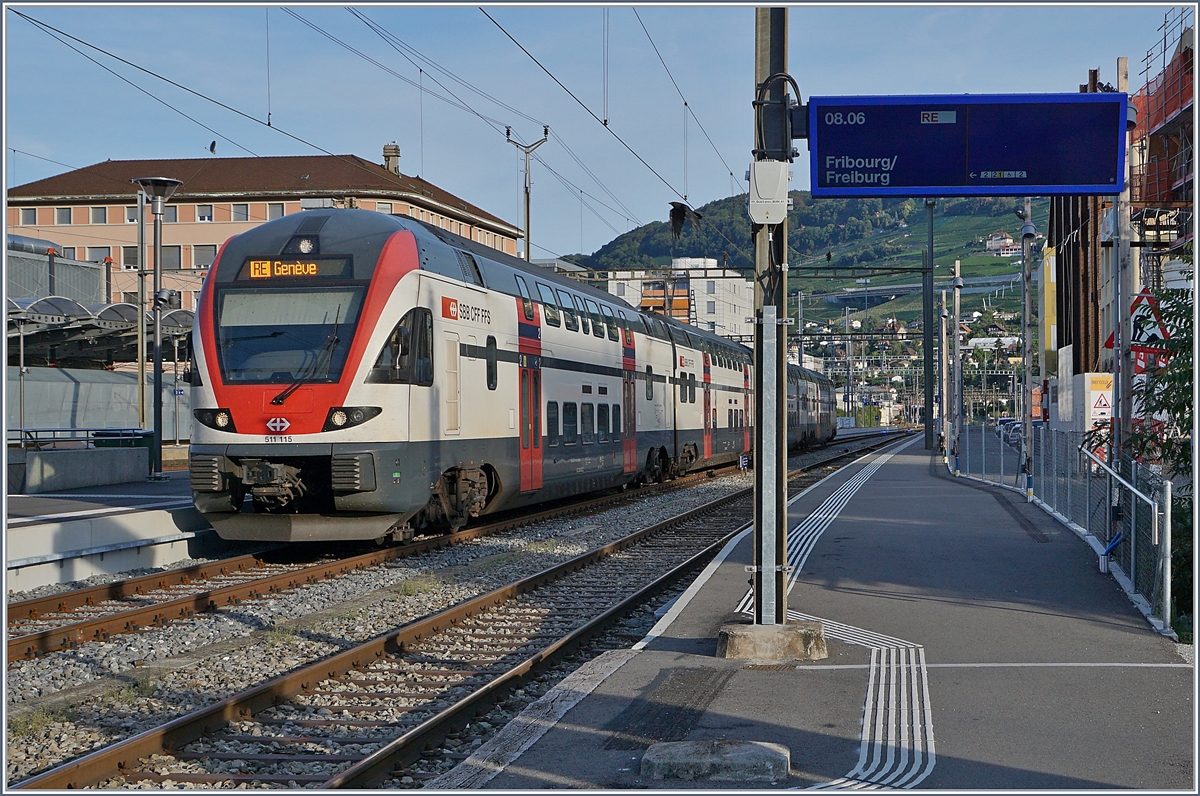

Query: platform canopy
<box><xmin>7</xmin><ymin>297</ymin><xmax>192</xmax><ymax>368</ymax></box>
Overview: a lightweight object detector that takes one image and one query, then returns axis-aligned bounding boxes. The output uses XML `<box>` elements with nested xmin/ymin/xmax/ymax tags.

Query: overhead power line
<box><xmin>631</xmin><ymin>9</ymin><xmax>745</xmax><ymax>195</ymax></box>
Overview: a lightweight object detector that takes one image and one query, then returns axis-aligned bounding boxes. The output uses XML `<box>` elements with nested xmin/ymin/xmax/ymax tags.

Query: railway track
<box><xmin>13</xmin><ymin>434</ymin><xmax>906</xmax><ymax>789</ymax></box>
<box><xmin>6</xmin><ymin>463</ymin><xmax>740</xmax><ymax>662</ymax></box>
<box><xmin>8</xmin><ymin>431</ymin><xmax>899</xmax><ymax>662</ymax></box>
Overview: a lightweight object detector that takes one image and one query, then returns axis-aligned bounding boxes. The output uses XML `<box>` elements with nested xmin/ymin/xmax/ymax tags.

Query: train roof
<box><xmin>210</xmin><ymin>209</ymin><xmax>830</xmax><ymax>382</ymax></box>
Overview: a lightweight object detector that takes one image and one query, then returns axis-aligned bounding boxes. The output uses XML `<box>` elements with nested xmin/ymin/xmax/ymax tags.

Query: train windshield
<box><xmin>215</xmin><ymin>286</ymin><xmax>366</xmax><ymax>384</ymax></box>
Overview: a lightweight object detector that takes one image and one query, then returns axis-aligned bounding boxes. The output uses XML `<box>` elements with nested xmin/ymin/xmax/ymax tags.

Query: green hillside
<box><xmin>571</xmin><ymin>192</ymin><xmax>1048</xmax><ymax>325</ymax></box>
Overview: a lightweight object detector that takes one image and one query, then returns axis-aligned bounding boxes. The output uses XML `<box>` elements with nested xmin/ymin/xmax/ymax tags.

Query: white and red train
<box><xmin>189</xmin><ymin>209</ymin><xmax>836</xmax><ymax>542</ymax></box>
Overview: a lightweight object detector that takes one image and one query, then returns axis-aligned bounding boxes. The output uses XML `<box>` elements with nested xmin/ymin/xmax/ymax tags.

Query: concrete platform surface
<box><xmin>7</xmin><ymin>467</ymin><xmax>191</xmax><ymax>526</ymax></box>
<box><xmin>432</xmin><ymin>438</ymin><xmax>1192</xmax><ymax>790</ymax></box>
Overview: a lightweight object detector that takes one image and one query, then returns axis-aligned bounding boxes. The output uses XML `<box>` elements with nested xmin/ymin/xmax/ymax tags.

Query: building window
<box><xmin>708</xmin><ymin>321</ymin><xmax>716</xmax><ymax>331</ymax></box>
<box><xmin>707</xmin><ymin>280</ymin><xmax>716</xmax><ymax>294</ymax></box>
<box><xmin>268</xmin><ymin>203</ymin><xmax>284</xmax><ymax>220</ymax></box>
<box><xmin>707</xmin><ymin>301</ymin><xmax>716</xmax><ymax>314</ymax></box>
<box><xmin>197</xmin><ymin>204</ymin><xmax>213</xmax><ymax>222</ymax></box>
<box><xmin>232</xmin><ymin>203</ymin><xmax>249</xmax><ymax>222</ymax></box>
<box><xmin>616</xmin><ymin>282</ymin><xmax>626</xmax><ymax>296</ymax></box>
<box><xmin>126</xmin><ymin>206</ymin><xmax>138</xmax><ymax>223</ymax></box>
<box><xmin>121</xmin><ymin>291</ymin><xmax>138</xmax><ymax>305</ymax></box>
<box><xmin>56</xmin><ymin>207</ymin><xmax>71</xmax><ymax>225</ymax></box>
<box><xmin>19</xmin><ymin>208</ymin><xmax>35</xmax><ymax>225</ymax></box>
<box><xmin>85</xmin><ymin>246</ymin><xmax>111</xmax><ymax>262</ymax></box>
<box><xmin>91</xmin><ymin>207</ymin><xmax>106</xmax><ymax>224</ymax></box>
<box><xmin>193</xmin><ymin>244</ymin><xmax>217</xmax><ymax>269</ymax></box>
<box><xmin>161</xmin><ymin>245</ymin><xmax>182</xmax><ymax>270</ymax></box>
<box><xmin>60</xmin><ymin>247</ymin><xmax>75</xmax><ymax>259</ymax></box>
<box><xmin>122</xmin><ymin>246</ymin><xmax>138</xmax><ymax>270</ymax></box>
<box><xmin>163</xmin><ymin>206</ymin><xmax>178</xmax><ymax>223</ymax></box>
<box><xmin>376</xmin><ymin>202</ymin><xmax>392</xmax><ymax>215</ymax></box>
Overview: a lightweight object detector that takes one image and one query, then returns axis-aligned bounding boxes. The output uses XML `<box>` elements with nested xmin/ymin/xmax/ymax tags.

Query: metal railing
<box><xmin>956</xmin><ymin>423</ymin><xmax>1175</xmax><ymax>637</ymax></box>
<box><xmin>7</xmin><ymin>427</ymin><xmax>149</xmax><ymax>450</ymax></box>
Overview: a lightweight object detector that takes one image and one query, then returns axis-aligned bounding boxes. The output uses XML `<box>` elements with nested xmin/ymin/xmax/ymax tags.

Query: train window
<box><xmin>729</xmin><ymin>409</ymin><xmax>734</xmax><ymax>428</ymax></box>
<box><xmin>640</xmin><ymin>316</ymin><xmax>653</xmax><ymax>336</ymax></box>
<box><xmin>689</xmin><ymin>373</ymin><xmax>697</xmax><ymax>404</ymax></box>
<box><xmin>563</xmin><ymin>402</ymin><xmax>578</xmax><ymax>445</ymax></box>
<box><xmin>572</xmin><ymin>295</ymin><xmax>590</xmax><ymax>335</ymax></box>
<box><xmin>646</xmin><ymin>366</ymin><xmax>654</xmax><ymax>400</ymax></box>
<box><xmin>556</xmin><ymin>289</ymin><xmax>579</xmax><ymax>331</ymax></box>
<box><xmin>713</xmin><ymin>409</ymin><xmax>718</xmax><ymax>428</ymax></box>
<box><xmin>597</xmin><ymin>404</ymin><xmax>610</xmax><ymax>442</ymax></box>
<box><xmin>520</xmin><ymin>370</ymin><xmax>530</xmax><ymax>450</ymax></box>
<box><xmin>584</xmin><ymin>299</ymin><xmax>605</xmax><ymax>338</ymax></box>
<box><xmin>486</xmin><ymin>336</ymin><xmax>497</xmax><ymax>390</ymax></box>
<box><xmin>547</xmin><ymin>401</ymin><xmax>559</xmax><ymax>446</ymax></box>
<box><xmin>612</xmin><ymin>404</ymin><xmax>621</xmax><ymax>442</ymax></box>
<box><xmin>368</xmin><ymin>307</ymin><xmax>433</xmax><ymax>386</ymax></box>
<box><xmin>514</xmin><ymin>275</ymin><xmax>535</xmax><ymax>321</ymax></box>
<box><xmin>536</xmin><ymin>283</ymin><xmax>560</xmax><ymax>326</ymax></box>
<box><xmin>618</xmin><ymin>311</ymin><xmax>635</xmax><ymax>345</ymax></box>
<box><xmin>600</xmin><ymin>306</ymin><xmax>619</xmax><ymax>341</ymax></box>
<box><xmin>454</xmin><ymin>250</ymin><xmax>485</xmax><ymax>286</ymax></box>
<box><xmin>679</xmin><ymin>373</ymin><xmax>687</xmax><ymax>402</ymax></box>
<box><xmin>581</xmin><ymin>403</ymin><xmax>595</xmax><ymax>444</ymax></box>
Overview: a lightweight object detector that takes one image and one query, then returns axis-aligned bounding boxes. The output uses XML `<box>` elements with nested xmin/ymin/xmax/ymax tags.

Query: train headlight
<box><xmin>194</xmin><ymin>408</ymin><xmax>237</xmax><ymax>432</ymax></box>
<box><xmin>322</xmin><ymin>406</ymin><xmax>381</xmax><ymax>432</ymax></box>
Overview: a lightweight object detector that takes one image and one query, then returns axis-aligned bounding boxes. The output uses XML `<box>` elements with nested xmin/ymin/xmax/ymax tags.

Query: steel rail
<box><xmin>14</xmin><ymin>435</ymin><xmax>904</xmax><ymax>789</ymax></box>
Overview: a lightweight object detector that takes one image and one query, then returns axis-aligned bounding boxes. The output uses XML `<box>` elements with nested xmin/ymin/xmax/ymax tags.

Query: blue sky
<box><xmin>4</xmin><ymin>3</ymin><xmax>1184</xmax><ymax>259</ymax></box>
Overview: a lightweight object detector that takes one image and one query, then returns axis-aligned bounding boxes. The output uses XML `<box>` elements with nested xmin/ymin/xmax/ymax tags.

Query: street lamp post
<box><xmin>1018</xmin><ymin>198</ymin><xmax>1036</xmax><ymax>501</ymax></box>
<box><xmin>132</xmin><ymin>177</ymin><xmax>182</xmax><ymax>480</ymax></box>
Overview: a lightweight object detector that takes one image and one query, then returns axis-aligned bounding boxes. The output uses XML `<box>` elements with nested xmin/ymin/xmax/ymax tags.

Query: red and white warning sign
<box><xmin>1091</xmin><ymin>392</ymin><xmax>1111</xmax><ymax>424</ymax></box>
<box><xmin>1105</xmin><ymin>289</ymin><xmax>1170</xmax><ymax>354</ymax></box>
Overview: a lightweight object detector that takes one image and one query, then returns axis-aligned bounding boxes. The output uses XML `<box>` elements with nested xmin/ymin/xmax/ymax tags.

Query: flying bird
<box><xmin>668</xmin><ymin>202</ymin><xmax>702</xmax><ymax>240</ymax></box>
<box><xmin>209</xmin><ymin>141</ymin><xmax>217</xmax><ymax>154</ymax></box>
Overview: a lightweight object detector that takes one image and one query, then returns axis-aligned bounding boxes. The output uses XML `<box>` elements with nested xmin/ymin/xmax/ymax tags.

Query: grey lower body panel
<box><xmin>208</xmin><ymin>511</ymin><xmax>403</xmax><ymax>542</ymax></box>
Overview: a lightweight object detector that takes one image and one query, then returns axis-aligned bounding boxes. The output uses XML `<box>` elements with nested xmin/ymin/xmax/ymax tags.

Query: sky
<box><xmin>3</xmin><ymin>3</ymin><xmax>1187</xmax><ymax>260</ymax></box>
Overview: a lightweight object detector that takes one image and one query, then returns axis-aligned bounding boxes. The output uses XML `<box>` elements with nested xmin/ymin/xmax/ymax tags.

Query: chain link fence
<box><xmin>956</xmin><ymin>422</ymin><xmax>1175</xmax><ymax>636</ymax></box>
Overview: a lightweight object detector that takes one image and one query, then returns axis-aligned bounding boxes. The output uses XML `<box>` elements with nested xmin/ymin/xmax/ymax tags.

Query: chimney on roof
<box><xmin>383</xmin><ymin>142</ymin><xmax>401</xmax><ymax>175</ymax></box>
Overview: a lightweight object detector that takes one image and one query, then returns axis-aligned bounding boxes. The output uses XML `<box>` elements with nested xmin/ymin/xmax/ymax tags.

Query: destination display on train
<box><xmin>808</xmin><ymin>93</ymin><xmax>1128</xmax><ymax>197</ymax></box>
<box><xmin>239</xmin><ymin>256</ymin><xmax>352</xmax><ymax>280</ymax></box>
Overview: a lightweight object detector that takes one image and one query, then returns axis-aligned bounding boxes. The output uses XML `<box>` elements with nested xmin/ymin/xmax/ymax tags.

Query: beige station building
<box><xmin>6</xmin><ymin>144</ymin><xmax>522</xmax><ymax>312</ymax></box>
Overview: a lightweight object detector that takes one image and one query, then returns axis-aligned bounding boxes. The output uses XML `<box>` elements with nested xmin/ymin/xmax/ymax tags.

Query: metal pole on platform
<box><xmin>18</xmin><ymin>319</ymin><xmax>26</xmax><ymax>449</ymax></box>
<box><xmin>952</xmin><ymin>261</ymin><xmax>963</xmax><ymax>475</ymax></box>
<box><xmin>132</xmin><ymin>176</ymin><xmax>182</xmax><ymax>481</ymax></box>
<box><xmin>923</xmin><ymin>200</ymin><xmax>936</xmax><ymax>448</ymax></box>
<box><xmin>939</xmin><ymin>293</ymin><xmax>948</xmax><ymax>457</ymax></box>
<box><xmin>751</xmin><ymin>6</ymin><xmax>789</xmax><ymax>626</ymax></box>
<box><xmin>137</xmin><ymin>189</ymin><xmax>147</xmax><ymax>431</ymax></box>
<box><xmin>1020</xmin><ymin>197</ymin><xmax>1036</xmax><ymax>501</ymax></box>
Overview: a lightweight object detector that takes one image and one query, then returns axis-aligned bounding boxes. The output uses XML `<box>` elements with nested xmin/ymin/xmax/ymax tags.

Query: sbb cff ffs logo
<box><xmin>442</xmin><ymin>297</ymin><xmax>459</xmax><ymax>320</ymax></box>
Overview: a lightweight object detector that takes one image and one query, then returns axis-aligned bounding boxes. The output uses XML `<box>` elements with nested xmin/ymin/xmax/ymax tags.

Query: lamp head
<box><xmin>131</xmin><ymin>177</ymin><xmax>183</xmax><ymax>200</ymax></box>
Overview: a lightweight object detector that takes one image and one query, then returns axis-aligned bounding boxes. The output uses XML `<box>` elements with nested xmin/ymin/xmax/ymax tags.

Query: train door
<box><xmin>514</xmin><ymin>278</ymin><xmax>543</xmax><ymax>492</ymax></box>
<box><xmin>444</xmin><ymin>331</ymin><xmax>460</xmax><ymax>435</ymax></box>
<box><xmin>702</xmin><ymin>354</ymin><xmax>712</xmax><ymax>460</ymax></box>
<box><xmin>620</xmin><ymin>312</ymin><xmax>638</xmax><ymax>473</ymax></box>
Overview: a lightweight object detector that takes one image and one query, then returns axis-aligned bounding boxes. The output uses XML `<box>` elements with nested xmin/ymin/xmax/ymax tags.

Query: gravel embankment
<box><xmin>7</xmin><ymin>473</ymin><xmax>751</xmax><ymax>786</ymax></box>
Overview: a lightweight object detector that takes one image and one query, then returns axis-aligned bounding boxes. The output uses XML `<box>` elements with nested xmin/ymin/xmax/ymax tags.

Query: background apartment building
<box><xmin>6</xmin><ymin>144</ymin><xmax>522</xmax><ymax>313</ymax></box>
<box><xmin>607</xmin><ymin>257</ymin><xmax>755</xmax><ymax>340</ymax></box>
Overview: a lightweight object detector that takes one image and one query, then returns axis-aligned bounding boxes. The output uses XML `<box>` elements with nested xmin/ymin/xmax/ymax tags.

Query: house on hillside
<box><xmin>985</xmin><ymin>231</ymin><xmax>1014</xmax><ymax>251</ymax></box>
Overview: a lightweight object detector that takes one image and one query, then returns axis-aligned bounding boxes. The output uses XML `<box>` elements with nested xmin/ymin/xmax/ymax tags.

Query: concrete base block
<box><xmin>715</xmin><ymin>620</ymin><xmax>827</xmax><ymax>661</ymax></box>
<box><xmin>641</xmin><ymin>739</ymin><xmax>790</xmax><ymax>782</ymax></box>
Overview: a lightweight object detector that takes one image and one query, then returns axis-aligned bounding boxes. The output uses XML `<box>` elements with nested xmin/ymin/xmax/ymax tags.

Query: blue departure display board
<box><xmin>808</xmin><ymin>93</ymin><xmax>1128</xmax><ymax>197</ymax></box>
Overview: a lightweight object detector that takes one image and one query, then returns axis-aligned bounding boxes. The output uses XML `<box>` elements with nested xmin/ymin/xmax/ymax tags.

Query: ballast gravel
<box><xmin>6</xmin><ymin>472</ymin><xmax>753</xmax><ymax>786</ymax></box>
